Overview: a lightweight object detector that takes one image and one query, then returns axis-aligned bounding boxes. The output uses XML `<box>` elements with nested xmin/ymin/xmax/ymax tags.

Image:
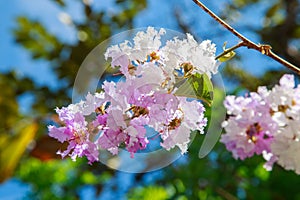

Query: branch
<box><xmin>192</xmin><ymin>0</ymin><xmax>300</xmax><ymax>75</ymax></box>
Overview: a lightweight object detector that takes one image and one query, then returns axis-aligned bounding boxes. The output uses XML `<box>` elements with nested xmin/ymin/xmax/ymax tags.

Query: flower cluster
<box><xmin>48</xmin><ymin>27</ymin><xmax>218</xmax><ymax>164</ymax></box>
<box><xmin>221</xmin><ymin>74</ymin><xmax>300</xmax><ymax>174</ymax></box>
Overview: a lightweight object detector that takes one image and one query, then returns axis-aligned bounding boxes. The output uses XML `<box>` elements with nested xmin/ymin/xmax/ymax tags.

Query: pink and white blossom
<box><xmin>49</xmin><ymin>27</ymin><xmax>214</xmax><ymax>164</ymax></box>
<box><xmin>221</xmin><ymin>74</ymin><xmax>300</xmax><ymax>175</ymax></box>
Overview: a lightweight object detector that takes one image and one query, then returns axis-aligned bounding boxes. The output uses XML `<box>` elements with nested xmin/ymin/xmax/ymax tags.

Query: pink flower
<box><xmin>97</xmin><ymin>129</ymin><xmax>126</xmax><ymax>155</ymax></box>
<box><xmin>48</xmin><ymin>106</ymin><xmax>99</xmax><ymax>164</ymax></box>
<box><xmin>221</xmin><ymin>74</ymin><xmax>300</xmax><ymax>175</ymax></box>
<box><xmin>49</xmin><ymin>27</ymin><xmax>217</xmax><ymax>163</ymax></box>
<box><xmin>221</xmin><ymin>94</ymin><xmax>277</xmax><ymax>160</ymax></box>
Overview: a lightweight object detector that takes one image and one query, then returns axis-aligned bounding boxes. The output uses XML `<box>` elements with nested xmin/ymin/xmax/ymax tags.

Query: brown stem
<box><xmin>192</xmin><ymin>0</ymin><xmax>300</xmax><ymax>75</ymax></box>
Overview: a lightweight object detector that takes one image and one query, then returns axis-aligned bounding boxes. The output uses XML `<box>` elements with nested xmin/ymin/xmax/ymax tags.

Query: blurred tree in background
<box><xmin>1</xmin><ymin>0</ymin><xmax>300</xmax><ymax>199</ymax></box>
<box><xmin>1</xmin><ymin>0</ymin><xmax>147</xmax><ymax>198</ymax></box>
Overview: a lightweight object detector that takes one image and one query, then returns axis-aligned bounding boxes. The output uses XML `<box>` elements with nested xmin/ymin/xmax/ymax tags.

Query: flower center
<box><xmin>95</xmin><ymin>104</ymin><xmax>106</xmax><ymax>115</ymax></box>
<box><xmin>71</xmin><ymin>130</ymin><xmax>86</xmax><ymax>144</ymax></box>
<box><xmin>246</xmin><ymin>122</ymin><xmax>262</xmax><ymax>143</ymax></box>
<box><xmin>149</xmin><ymin>51</ymin><xmax>160</xmax><ymax>61</ymax></box>
<box><xmin>278</xmin><ymin>104</ymin><xmax>289</xmax><ymax>113</ymax></box>
<box><xmin>168</xmin><ymin>118</ymin><xmax>182</xmax><ymax>130</ymax></box>
<box><xmin>181</xmin><ymin>62</ymin><xmax>194</xmax><ymax>77</ymax></box>
<box><xmin>129</xmin><ymin>105</ymin><xmax>149</xmax><ymax>118</ymax></box>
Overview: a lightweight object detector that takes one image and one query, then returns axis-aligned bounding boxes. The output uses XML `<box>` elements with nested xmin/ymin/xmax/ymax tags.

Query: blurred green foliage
<box><xmin>1</xmin><ymin>0</ymin><xmax>300</xmax><ymax>199</ymax></box>
<box><xmin>128</xmin><ymin>186</ymin><xmax>170</xmax><ymax>200</ymax></box>
<box><xmin>17</xmin><ymin>157</ymin><xmax>111</xmax><ymax>200</ymax></box>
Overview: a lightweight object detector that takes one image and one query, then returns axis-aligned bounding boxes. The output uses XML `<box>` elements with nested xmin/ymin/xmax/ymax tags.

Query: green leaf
<box><xmin>218</xmin><ymin>51</ymin><xmax>236</xmax><ymax>62</ymax></box>
<box><xmin>174</xmin><ymin>73</ymin><xmax>213</xmax><ymax>106</ymax></box>
<box><xmin>218</xmin><ymin>42</ymin><xmax>236</xmax><ymax>62</ymax></box>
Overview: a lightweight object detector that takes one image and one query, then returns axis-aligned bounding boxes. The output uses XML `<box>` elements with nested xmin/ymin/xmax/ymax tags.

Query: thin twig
<box><xmin>192</xmin><ymin>0</ymin><xmax>300</xmax><ymax>74</ymax></box>
<box><xmin>215</xmin><ymin>41</ymin><xmax>244</xmax><ymax>60</ymax></box>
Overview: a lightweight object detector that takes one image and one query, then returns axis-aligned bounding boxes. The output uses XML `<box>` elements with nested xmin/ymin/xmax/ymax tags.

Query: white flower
<box><xmin>160</xmin><ymin>97</ymin><xmax>207</xmax><ymax>154</ymax></box>
<box><xmin>271</xmin><ymin>119</ymin><xmax>300</xmax><ymax>174</ymax></box>
<box><xmin>82</xmin><ymin>92</ymin><xmax>105</xmax><ymax>116</ymax></box>
<box><xmin>105</xmin><ymin>27</ymin><xmax>166</xmax><ymax>62</ymax></box>
<box><xmin>134</xmin><ymin>62</ymin><xmax>166</xmax><ymax>89</ymax></box>
<box><xmin>160</xmin><ymin>123</ymin><xmax>191</xmax><ymax>154</ymax></box>
<box><xmin>258</xmin><ymin>75</ymin><xmax>300</xmax><ymax>124</ymax></box>
<box><xmin>132</xmin><ymin>27</ymin><xmax>165</xmax><ymax>60</ymax></box>
<box><xmin>178</xmin><ymin>97</ymin><xmax>207</xmax><ymax>132</ymax></box>
<box><xmin>161</xmin><ymin>34</ymin><xmax>218</xmax><ymax>78</ymax></box>
<box><xmin>105</xmin><ymin>27</ymin><xmax>219</xmax><ymax>79</ymax></box>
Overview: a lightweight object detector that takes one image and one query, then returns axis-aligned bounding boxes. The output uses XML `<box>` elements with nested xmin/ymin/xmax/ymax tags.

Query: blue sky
<box><xmin>0</xmin><ymin>0</ymin><xmax>290</xmax><ymax>199</ymax></box>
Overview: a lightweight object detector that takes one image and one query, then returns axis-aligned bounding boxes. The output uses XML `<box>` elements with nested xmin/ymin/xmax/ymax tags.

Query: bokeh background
<box><xmin>1</xmin><ymin>0</ymin><xmax>300</xmax><ymax>199</ymax></box>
